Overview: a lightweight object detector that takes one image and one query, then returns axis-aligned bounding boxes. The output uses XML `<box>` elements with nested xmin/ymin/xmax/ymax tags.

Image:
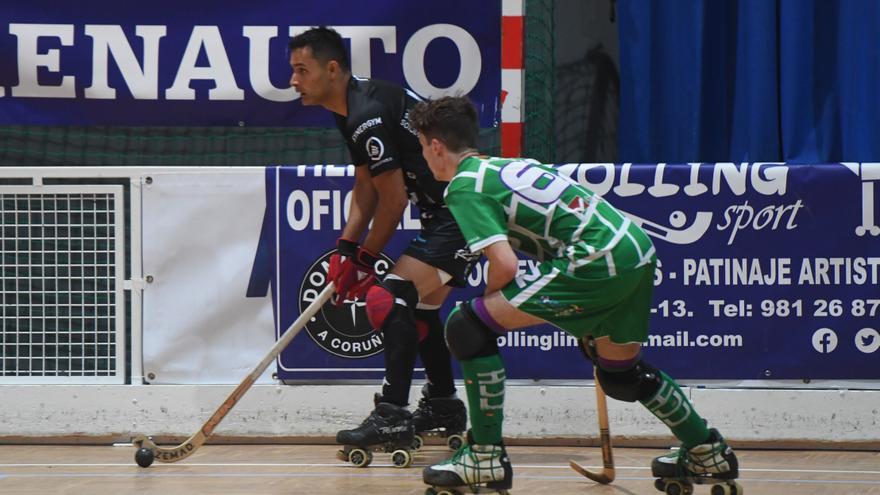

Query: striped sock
<box><xmin>640</xmin><ymin>370</ymin><xmax>710</xmax><ymax>448</ymax></box>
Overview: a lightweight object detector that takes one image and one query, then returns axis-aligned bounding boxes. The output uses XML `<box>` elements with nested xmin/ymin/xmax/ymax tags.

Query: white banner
<box><xmin>142</xmin><ymin>170</ymin><xmax>274</xmax><ymax>384</ymax></box>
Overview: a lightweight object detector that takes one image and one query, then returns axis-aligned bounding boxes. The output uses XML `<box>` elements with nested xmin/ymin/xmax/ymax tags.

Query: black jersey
<box><xmin>334</xmin><ymin>76</ymin><xmax>448</xmax><ymax>213</ymax></box>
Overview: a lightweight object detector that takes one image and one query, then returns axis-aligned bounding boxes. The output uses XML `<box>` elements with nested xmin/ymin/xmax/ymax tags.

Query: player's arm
<box><xmin>340</xmin><ymin>164</ymin><xmax>378</xmax><ymax>242</ymax></box>
<box><xmin>482</xmin><ymin>240</ymin><xmax>519</xmax><ymax>294</ymax></box>
<box><xmin>446</xmin><ymin>189</ymin><xmax>512</xmax><ymax>294</ymax></box>
<box><xmin>360</xmin><ymin>168</ymin><xmax>408</xmax><ymax>253</ymax></box>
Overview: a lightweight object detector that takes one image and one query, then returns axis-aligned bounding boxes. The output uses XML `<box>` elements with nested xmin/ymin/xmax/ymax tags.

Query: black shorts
<box><xmin>402</xmin><ymin>208</ymin><xmax>480</xmax><ymax>287</ymax></box>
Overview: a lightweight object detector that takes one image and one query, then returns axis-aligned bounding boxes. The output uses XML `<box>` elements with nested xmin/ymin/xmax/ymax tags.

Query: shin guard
<box><xmin>640</xmin><ymin>370</ymin><xmax>711</xmax><ymax>448</ymax></box>
<box><xmin>416</xmin><ymin>308</ymin><xmax>456</xmax><ymax>398</ymax></box>
<box><xmin>461</xmin><ymin>354</ymin><xmax>506</xmax><ymax>445</ymax></box>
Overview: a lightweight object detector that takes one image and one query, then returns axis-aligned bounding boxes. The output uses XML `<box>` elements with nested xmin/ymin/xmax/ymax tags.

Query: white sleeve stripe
<box><xmin>469</xmin><ymin>234</ymin><xmax>509</xmax><ymax>252</ymax></box>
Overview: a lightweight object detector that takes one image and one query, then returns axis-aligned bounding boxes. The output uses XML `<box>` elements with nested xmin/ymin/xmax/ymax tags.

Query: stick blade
<box><xmin>132</xmin><ymin>433</ymin><xmax>203</xmax><ymax>464</ymax></box>
<box><xmin>569</xmin><ymin>459</ymin><xmax>615</xmax><ymax>484</ymax></box>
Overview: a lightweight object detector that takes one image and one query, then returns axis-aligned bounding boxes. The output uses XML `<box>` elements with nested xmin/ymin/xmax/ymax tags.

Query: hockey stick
<box><xmin>133</xmin><ymin>283</ymin><xmax>335</xmax><ymax>463</ymax></box>
<box><xmin>569</xmin><ymin>365</ymin><xmax>615</xmax><ymax>484</ymax></box>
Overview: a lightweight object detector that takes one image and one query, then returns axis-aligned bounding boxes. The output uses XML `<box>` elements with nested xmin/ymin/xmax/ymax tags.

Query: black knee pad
<box><xmin>444</xmin><ymin>301</ymin><xmax>499</xmax><ymax>360</ymax></box>
<box><xmin>365</xmin><ymin>277</ymin><xmax>419</xmax><ymax>330</ymax></box>
<box><xmin>596</xmin><ymin>358</ymin><xmax>662</xmax><ymax>403</ymax></box>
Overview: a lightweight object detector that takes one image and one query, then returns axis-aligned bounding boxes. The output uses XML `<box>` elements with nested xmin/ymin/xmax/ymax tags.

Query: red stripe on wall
<box><xmin>502</xmin><ymin>16</ymin><xmax>524</xmax><ymax>69</ymax></box>
<box><xmin>501</xmin><ymin>122</ymin><xmax>523</xmax><ymax>157</ymax></box>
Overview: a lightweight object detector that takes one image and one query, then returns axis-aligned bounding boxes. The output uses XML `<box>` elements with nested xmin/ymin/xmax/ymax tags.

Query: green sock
<box><xmin>461</xmin><ymin>354</ymin><xmax>506</xmax><ymax>445</ymax></box>
<box><xmin>640</xmin><ymin>371</ymin><xmax>710</xmax><ymax>449</ymax></box>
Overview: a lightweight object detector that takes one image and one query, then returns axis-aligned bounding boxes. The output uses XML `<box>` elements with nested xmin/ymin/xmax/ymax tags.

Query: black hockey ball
<box><xmin>135</xmin><ymin>447</ymin><xmax>155</xmax><ymax>468</ymax></box>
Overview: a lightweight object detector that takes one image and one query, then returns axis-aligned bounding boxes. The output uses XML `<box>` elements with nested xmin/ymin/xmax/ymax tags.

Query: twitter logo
<box><xmin>854</xmin><ymin>328</ymin><xmax>880</xmax><ymax>353</ymax></box>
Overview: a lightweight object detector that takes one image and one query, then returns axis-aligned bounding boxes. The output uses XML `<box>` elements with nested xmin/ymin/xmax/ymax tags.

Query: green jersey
<box><xmin>445</xmin><ymin>156</ymin><xmax>656</xmax><ymax>278</ymax></box>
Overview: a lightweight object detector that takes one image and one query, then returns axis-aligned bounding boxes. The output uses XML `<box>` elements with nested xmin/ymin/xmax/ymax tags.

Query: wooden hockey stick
<box><xmin>133</xmin><ymin>283</ymin><xmax>335</xmax><ymax>463</ymax></box>
<box><xmin>569</xmin><ymin>366</ymin><xmax>615</xmax><ymax>484</ymax></box>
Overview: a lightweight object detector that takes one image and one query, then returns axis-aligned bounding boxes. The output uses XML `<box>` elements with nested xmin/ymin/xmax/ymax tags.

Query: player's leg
<box><xmin>422</xmin><ymin>296</ymin><xmax>523</xmax><ymax>492</ymax></box>
<box><xmin>335</xmin><ymin>274</ymin><xmax>421</xmax><ymax>455</ymax></box>
<box><xmin>423</xmin><ymin>275</ymin><xmax>549</xmax><ymax>492</ymax></box>
<box><xmin>408</xmin><ymin>286</ymin><xmax>467</xmax><ymax>446</ymax></box>
<box><xmin>395</xmin><ymin>216</ymin><xmax>477</xmax><ymax>441</ymax></box>
<box><xmin>390</xmin><ymin>255</ymin><xmax>457</xmax><ymax>399</ymax></box>
<box><xmin>585</xmin><ymin>266</ymin><xmax>738</xmax><ymax>484</ymax></box>
<box><xmin>339</xmin><ymin>252</ymin><xmax>463</xmax><ymax>451</ymax></box>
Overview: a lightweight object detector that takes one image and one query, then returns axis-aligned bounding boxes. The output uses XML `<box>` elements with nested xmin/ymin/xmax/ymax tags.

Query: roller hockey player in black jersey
<box><xmin>288</xmin><ymin>27</ymin><xmax>471</xmax><ymax>467</ymax></box>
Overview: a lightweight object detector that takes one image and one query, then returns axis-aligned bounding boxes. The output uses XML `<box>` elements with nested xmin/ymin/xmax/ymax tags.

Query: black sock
<box><xmin>416</xmin><ymin>308</ymin><xmax>456</xmax><ymax>398</ymax></box>
<box><xmin>380</xmin><ymin>305</ymin><xmax>419</xmax><ymax>407</ymax></box>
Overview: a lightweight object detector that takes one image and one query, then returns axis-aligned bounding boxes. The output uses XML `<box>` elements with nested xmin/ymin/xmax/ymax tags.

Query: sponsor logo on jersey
<box><xmin>298</xmin><ymin>249</ymin><xmax>394</xmax><ymax>358</ymax></box>
<box><xmin>366</xmin><ymin>136</ymin><xmax>385</xmax><ymax>162</ymax></box>
<box><xmin>351</xmin><ymin>117</ymin><xmax>382</xmax><ymax>142</ymax></box>
<box><xmin>400</xmin><ymin>109</ymin><xmax>420</xmax><ymax>137</ymax></box>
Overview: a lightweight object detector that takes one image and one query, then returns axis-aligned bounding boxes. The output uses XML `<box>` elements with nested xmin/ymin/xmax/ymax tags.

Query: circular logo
<box><xmin>298</xmin><ymin>248</ymin><xmax>394</xmax><ymax>358</ymax></box>
<box><xmin>366</xmin><ymin>136</ymin><xmax>385</xmax><ymax>161</ymax></box>
<box><xmin>854</xmin><ymin>328</ymin><xmax>880</xmax><ymax>354</ymax></box>
<box><xmin>811</xmin><ymin>328</ymin><xmax>838</xmax><ymax>354</ymax></box>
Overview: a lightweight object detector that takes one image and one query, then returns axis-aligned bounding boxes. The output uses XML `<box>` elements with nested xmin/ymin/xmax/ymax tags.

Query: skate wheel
<box><xmin>426</xmin><ymin>489</ymin><xmax>458</xmax><ymax>495</ymax></box>
<box><xmin>711</xmin><ymin>482</ymin><xmax>743</xmax><ymax>495</ymax></box>
<box><xmin>412</xmin><ymin>435</ymin><xmax>424</xmax><ymax>451</ymax></box>
<box><xmin>348</xmin><ymin>448</ymin><xmax>371</xmax><ymax>468</ymax></box>
<box><xmin>446</xmin><ymin>434</ymin><xmax>464</xmax><ymax>451</ymax></box>
<box><xmin>391</xmin><ymin>449</ymin><xmax>412</xmax><ymax>468</ymax></box>
<box><xmin>665</xmin><ymin>480</ymin><xmax>693</xmax><ymax>495</ymax></box>
<box><xmin>335</xmin><ymin>449</ymin><xmax>349</xmax><ymax>462</ymax></box>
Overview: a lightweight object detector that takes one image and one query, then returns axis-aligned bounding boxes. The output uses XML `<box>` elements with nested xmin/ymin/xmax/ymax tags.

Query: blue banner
<box><xmin>248</xmin><ymin>163</ymin><xmax>880</xmax><ymax>381</ymax></box>
<box><xmin>0</xmin><ymin>1</ymin><xmax>501</xmax><ymax>126</ymax></box>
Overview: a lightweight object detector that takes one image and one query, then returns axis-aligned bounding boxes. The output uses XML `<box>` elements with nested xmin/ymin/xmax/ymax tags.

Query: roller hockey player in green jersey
<box><xmin>408</xmin><ymin>96</ymin><xmax>741</xmax><ymax>495</ymax></box>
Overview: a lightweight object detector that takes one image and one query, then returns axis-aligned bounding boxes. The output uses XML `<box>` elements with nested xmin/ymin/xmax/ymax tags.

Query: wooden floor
<box><xmin>1</xmin><ymin>443</ymin><xmax>878</xmax><ymax>494</ymax></box>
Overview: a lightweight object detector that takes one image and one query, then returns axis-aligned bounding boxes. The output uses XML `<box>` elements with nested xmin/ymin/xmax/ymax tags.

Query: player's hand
<box><xmin>328</xmin><ymin>239</ymin><xmax>380</xmax><ymax>304</ymax></box>
<box><xmin>344</xmin><ymin>247</ymin><xmax>380</xmax><ymax>301</ymax></box>
<box><xmin>328</xmin><ymin>238</ymin><xmax>359</xmax><ymax>305</ymax></box>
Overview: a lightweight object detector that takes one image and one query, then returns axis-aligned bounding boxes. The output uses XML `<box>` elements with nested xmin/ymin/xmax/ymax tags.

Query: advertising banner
<box><xmin>248</xmin><ymin>163</ymin><xmax>880</xmax><ymax>381</ymax></box>
<box><xmin>0</xmin><ymin>1</ymin><xmax>501</xmax><ymax>126</ymax></box>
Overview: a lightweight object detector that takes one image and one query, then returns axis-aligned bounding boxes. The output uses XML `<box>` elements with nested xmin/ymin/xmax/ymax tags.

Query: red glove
<box><xmin>327</xmin><ymin>239</ymin><xmax>379</xmax><ymax>304</ymax></box>
<box><xmin>328</xmin><ymin>238</ymin><xmax>358</xmax><ymax>305</ymax></box>
<box><xmin>345</xmin><ymin>246</ymin><xmax>380</xmax><ymax>301</ymax></box>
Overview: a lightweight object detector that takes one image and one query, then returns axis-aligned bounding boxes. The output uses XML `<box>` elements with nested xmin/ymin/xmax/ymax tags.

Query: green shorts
<box><xmin>500</xmin><ymin>259</ymin><xmax>656</xmax><ymax>344</ymax></box>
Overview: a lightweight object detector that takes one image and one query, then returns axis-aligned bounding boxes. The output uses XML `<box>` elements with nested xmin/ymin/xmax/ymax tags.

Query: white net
<box><xmin>0</xmin><ymin>186</ymin><xmax>125</xmax><ymax>383</ymax></box>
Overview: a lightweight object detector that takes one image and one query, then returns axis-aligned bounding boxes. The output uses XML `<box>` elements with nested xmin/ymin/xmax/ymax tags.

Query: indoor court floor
<box><xmin>1</xmin><ymin>444</ymin><xmax>878</xmax><ymax>494</ymax></box>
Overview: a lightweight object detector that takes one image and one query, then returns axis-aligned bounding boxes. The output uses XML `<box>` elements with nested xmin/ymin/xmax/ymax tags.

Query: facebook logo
<box><xmin>811</xmin><ymin>328</ymin><xmax>838</xmax><ymax>354</ymax></box>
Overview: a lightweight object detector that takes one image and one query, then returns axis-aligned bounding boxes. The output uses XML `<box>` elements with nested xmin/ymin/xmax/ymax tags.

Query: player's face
<box><xmin>289</xmin><ymin>47</ymin><xmax>331</xmax><ymax>106</ymax></box>
<box><xmin>419</xmin><ymin>134</ymin><xmax>447</xmax><ymax>180</ymax></box>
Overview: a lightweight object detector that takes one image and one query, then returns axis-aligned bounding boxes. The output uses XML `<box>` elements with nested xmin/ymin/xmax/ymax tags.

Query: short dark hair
<box><xmin>288</xmin><ymin>27</ymin><xmax>350</xmax><ymax>72</ymax></box>
<box><xmin>409</xmin><ymin>96</ymin><xmax>479</xmax><ymax>153</ymax></box>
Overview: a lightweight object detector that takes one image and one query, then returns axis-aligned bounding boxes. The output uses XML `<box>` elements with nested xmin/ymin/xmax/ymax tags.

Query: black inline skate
<box><xmin>411</xmin><ymin>385</ymin><xmax>467</xmax><ymax>451</ymax></box>
<box><xmin>335</xmin><ymin>395</ymin><xmax>415</xmax><ymax>468</ymax></box>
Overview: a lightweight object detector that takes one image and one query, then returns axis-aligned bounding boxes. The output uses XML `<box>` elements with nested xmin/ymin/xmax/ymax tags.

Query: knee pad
<box><xmin>596</xmin><ymin>358</ymin><xmax>662</xmax><ymax>403</ymax></box>
<box><xmin>365</xmin><ymin>278</ymin><xmax>419</xmax><ymax>330</ymax></box>
<box><xmin>444</xmin><ymin>301</ymin><xmax>499</xmax><ymax>360</ymax></box>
